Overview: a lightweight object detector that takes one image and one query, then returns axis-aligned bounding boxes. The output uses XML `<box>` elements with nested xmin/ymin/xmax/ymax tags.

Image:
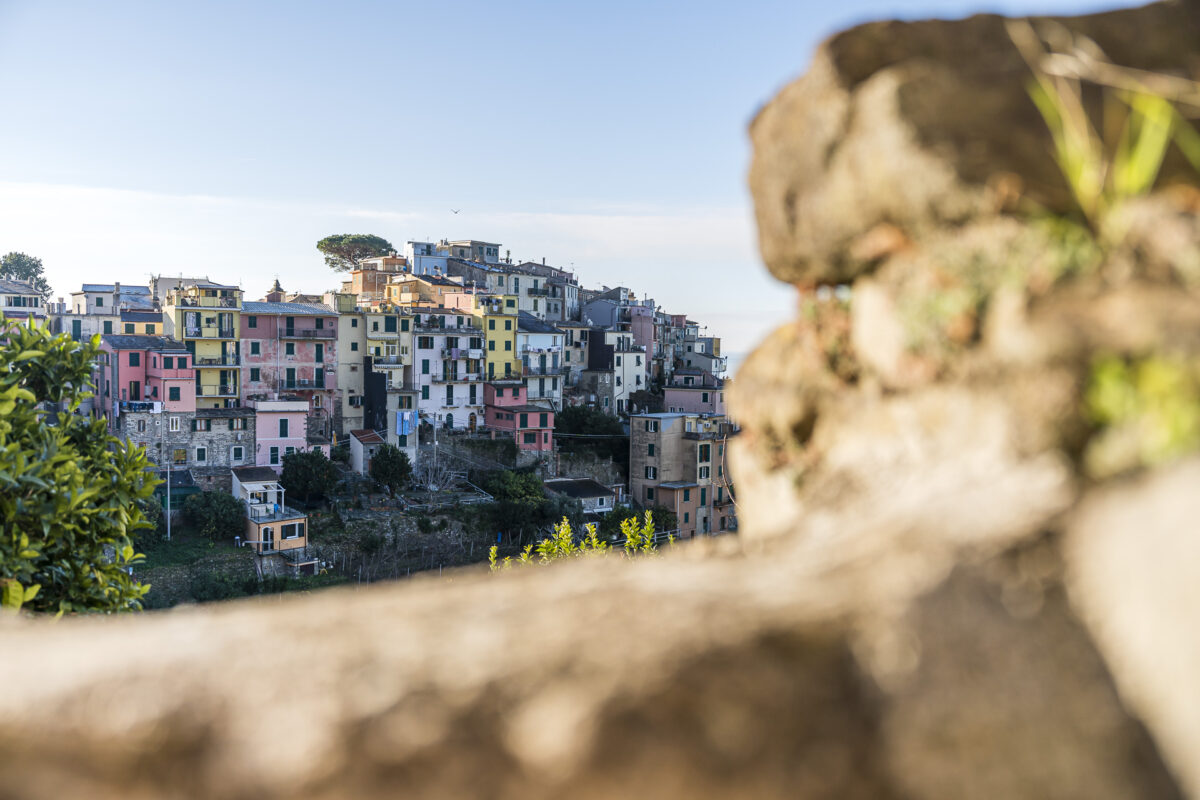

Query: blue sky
<box><xmin>0</xmin><ymin>0</ymin><xmax>1122</xmax><ymax>356</ymax></box>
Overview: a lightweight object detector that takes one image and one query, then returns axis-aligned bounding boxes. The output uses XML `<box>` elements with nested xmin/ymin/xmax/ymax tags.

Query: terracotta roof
<box><xmin>351</xmin><ymin>429</ymin><xmax>385</xmax><ymax>444</ymax></box>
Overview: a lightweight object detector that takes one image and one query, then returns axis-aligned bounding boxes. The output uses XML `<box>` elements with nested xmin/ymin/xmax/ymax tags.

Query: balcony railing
<box><xmin>526</xmin><ymin>287</ymin><xmax>551</xmax><ymax>296</ymax></box>
<box><xmin>119</xmin><ymin>400</ymin><xmax>161</xmax><ymax>413</ymax></box>
<box><xmin>440</xmin><ymin>347</ymin><xmax>484</xmax><ymax>359</ymax></box>
<box><xmin>521</xmin><ymin>365</ymin><xmax>569</xmax><ymax>377</ymax></box>
<box><xmin>280</xmin><ymin>378</ymin><xmax>326</xmax><ymax>390</ymax></box>
<box><xmin>184</xmin><ymin>327</ymin><xmax>236</xmax><ymax>339</ymax></box>
<box><xmin>521</xmin><ymin>344</ymin><xmax>563</xmax><ymax>353</ymax></box>
<box><xmin>431</xmin><ymin>373</ymin><xmax>481</xmax><ymax>384</ymax></box>
<box><xmin>248</xmin><ymin>504</ymin><xmax>305</xmax><ymax>523</ymax></box>
<box><xmin>281</xmin><ymin>328</ymin><xmax>335</xmax><ymax>339</ymax></box>
<box><xmin>196</xmin><ymin>384</ymin><xmax>238</xmax><ymax>397</ymax></box>
<box><xmin>193</xmin><ymin>355</ymin><xmax>241</xmax><ymax>367</ymax></box>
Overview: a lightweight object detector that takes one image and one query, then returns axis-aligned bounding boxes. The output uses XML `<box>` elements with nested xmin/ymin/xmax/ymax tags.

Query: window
<box><xmin>124</xmin><ymin>323</ymin><xmax>134</xmax><ymax>334</ymax></box>
<box><xmin>168</xmin><ymin>386</ymin><xmax>181</xmax><ymax>402</ymax></box>
<box><xmin>96</xmin><ymin>296</ymin><xmax>104</xmax><ymax>307</ymax></box>
<box><xmin>250</xmin><ymin>341</ymin><xmax>260</xmax><ymax>355</ymax></box>
<box><xmin>248</xmin><ymin>316</ymin><xmax>257</xmax><ymax>328</ymax></box>
<box><xmin>519</xmin><ymin>413</ymin><xmax>528</xmax><ymax>428</ymax></box>
<box><xmin>504</xmin><ymin>320</ymin><xmax>512</xmax><ymax>330</ymax></box>
<box><xmin>128</xmin><ymin>352</ymin><xmax>140</xmax><ymax>366</ymax></box>
<box><xmin>250</xmin><ymin>368</ymin><xmax>260</xmax><ymax>382</ymax></box>
<box><xmin>488</xmin><ymin>340</ymin><xmax>495</xmax><ymax>351</ymax></box>
<box><xmin>645</xmin><ymin>466</ymin><xmax>657</xmax><ymax>479</ymax></box>
<box><xmin>172</xmin><ymin>448</ymin><xmax>186</xmax><ymax>465</ymax></box>
<box><xmin>698</xmin><ymin>444</ymin><xmax>711</xmax><ymax>462</ymax></box>
<box><xmin>504</xmin><ymin>340</ymin><xmax>511</xmax><ymax>351</ymax></box>
<box><xmin>684</xmin><ymin>512</ymin><xmax>690</xmax><ymax>524</ymax></box>
<box><xmin>523</xmin><ymin>432</ymin><xmax>536</xmax><ymax>444</ymax></box>
<box><xmin>616</xmin><ymin>356</ymin><xmax>622</xmax><ymax>367</ymax></box>
<box><xmin>401</xmin><ymin>319</ymin><xmax>410</xmax><ymax>332</ymax></box>
<box><xmin>146</xmin><ymin>324</ymin><xmax>156</xmax><ymax>335</ymax></box>
<box><xmin>488</xmin><ymin>319</ymin><xmax>495</xmax><ymax>330</ymax></box>
<box><xmin>232</xmin><ymin>446</ymin><xmax>244</xmax><ymax>462</ymax></box>
<box><xmin>103</xmin><ymin>321</ymin><xmax>113</xmax><ymax>334</ymax></box>
<box><xmin>136</xmin><ymin>419</ymin><xmax>146</xmax><ymax>433</ymax></box>
<box><xmin>383</xmin><ymin>317</ymin><xmax>397</xmax><ymax>333</ymax></box>
<box><xmin>279</xmin><ymin>419</ymin><xmax>289</xmax><ymax>438</ymax></box>
<box><xmin>702</xmin><ymin>392</ymin><xmax>710</xmax><ymax>403</ymax></box>
<box><xmin>195</xmin><ymin>447</ymin><xmax>207</xmax><ymax>463</ymax></box>
<box><xmin>699</xmin><ymin>466</ymin><xmax>710</xmax><ymax>479</ymax></box>
<box><xmin>421</xmin><ymin>359</ymin><xmax>429</xmax><ymax>374</ymax></box>
<box><xmin>506</xmin><ymin>299</ymin><xmax>515</xmax><ymax>308</ymax></box>
<box><xmin>351</xmin><ymin>342</ymin><xmax>358</xmax><ymax>351</ymax></box>
<box><xmin>281</xmin><ymin>522</ymin><xmax>305</xmax><ymax>540</ymax></box>
<box><xmin>315</xmin><ymin>318</ymin><xmax>324</xmax><ymax>329</ymax></box>
<box><xmin>700</xmin><ymin>488</ymin><xmax>707</xmax><ymax>506</ymax></box>
<box><xmin>179</xmin><ymin>358</ymin><xmax>187</xmax><ymax>369</ymax></box>
<box><xmin>445</xmin><ymin>386</ymin><xmax>453</xmax><ymax>404</ymax></box>
<box><xmin>539</xmin><ymin>413</ymin><xmax>548</xmax><ymax>427</ymax></box>
<box><xmin>163</xmin><ymin>356</ymin><xmax>174</xmax><ymax>369</ymax></box>
<box><xmin>269</xmin><ymin>446</ymin><xmax>279</xmax><ymax>465</ymax></box>
<box><xmin>231</xmin><ymin>417</ymin><xmax>245</xmax><ymax>430</ymax></box>
<box><xmin>169</xmin><ymin>416</ymin><xmax>180</xmax><ymax>432</ymax></box>
<box><xmin>421</xmin><ymin>386</ymin><xmax>429</xmax><ymax>400</ymax></box>
<box><xmin>351</xmin><ymin>318</ymin><xmax>358</xmax><ymax>328</ymax></box>
<box><xmin>648</xmin><ymin>443</ymin><xmax>655</xmax><ymax>456</ymax></box>
<box><xmin>372</xmin><ymin>321</ymin><xmax>379</xmax><ymax>332</ymax></box>
<box><xmin>646</xmin><ymin>486</ymin><xmax>655</xmax><ymax>501</ymax></box>
<box><xmin>285</xmin><ymin>446</ymin><xmax>296</xmax><ymax>456</ymax></box>
<box><xmin>644</xmin><ymin>420</ymin><xmax>659</xmax><ymax>432</ymax></box>
<box><xmin>285</xmin><ymin>342</ymin><xmax>295</xmax><ymax>356</ymax></box>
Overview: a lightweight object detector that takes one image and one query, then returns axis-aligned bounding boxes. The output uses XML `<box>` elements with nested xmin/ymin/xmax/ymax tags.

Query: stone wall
<box><xmin>3</xmin><ymin>3</ymin><xmax>1200</xmax><ymax>799</ymax></box>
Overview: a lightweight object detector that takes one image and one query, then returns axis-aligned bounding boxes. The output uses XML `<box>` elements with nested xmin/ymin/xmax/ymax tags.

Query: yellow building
<box><xmin>384</xmin><ymin>274</ymin><xmax>467</xmax><ymax>307</ymax></box>
<box><xmin>363</xmin><ymin>306</ymin><xmax>414</xmax><ymax>390</ymax></box>
<box><xmin>446</xmin><ymin>292</ymin><xmax>520</xmax><ymax>380</ymax></box>
<box><xmin>118</xmin><ymin>310</ymin><xmax>163</xmax><ymax>335</ymax></box>
<box><xmin>162</xmin><ymin>281</ymin><xmax>242</xmax><ymax>409</ymax></box>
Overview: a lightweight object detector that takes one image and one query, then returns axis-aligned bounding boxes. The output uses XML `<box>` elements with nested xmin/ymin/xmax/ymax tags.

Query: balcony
<box><xmin>248</xmin><ymin>504</ymin><xmax>305</xmax><ymax>524</ymax></box>
<box><xmin>119</xmin><ymin>400</ymin><xmax>162</xmax><ymax>413</ymax></box>
<box><xmin>440</xmin><ymin>347</ymin><xmax>484</xmax><ymax>359</ymax></box>
<box><xmin>526</xmin><ymin>287</ymin><xmax>551</xmax><ymax>297</ymax></box>
<box><xmin>281</xmin><ymin>327</ymin><xmax>335</xmax><ymax>340</ymax></box>
<box><xmin>184</xmin><ymin>327</ymin><xmax>237</xmax><ymax>340</ymax></box>
<box><xmin>431</xmin><ymin>373</ymin><xmax>481</xmax><ymax>384</ymax></box>
<box><xmin>386</xmin><ymin>380</ymin><xmax>419</xmax><ymax>392</ymax></box>
<box><xmin>372</xmin><ymin>355</ymin><xmax>405</xmax><ymax>365</ymax></box>
<box><xmin>174</xmin><ymin>297</ymin><xmax>239</xmax><ymax>309</ymax></box>
<box><xmin>521</xmin><ymin>365</ymin><xmax>569</xmax><ymax>377</ymax></box>
<box><xmin>280</xmin><ymin>378</ymin><xmax>326</xmax><ymax>390</ymax></box>
<box><xmin>196</xmin><ymin>384</ymin><xmax>238</xmax><ymax>398</ymax></box>
<box><xmin>193</xmin><ymin>355</ymin><xmax>241</xmax><ymax>367</ymax></box>
<box><xmin>521</xmin><ymin>344</ymin><xmax>563</xmax><ymax>353</ymax></box>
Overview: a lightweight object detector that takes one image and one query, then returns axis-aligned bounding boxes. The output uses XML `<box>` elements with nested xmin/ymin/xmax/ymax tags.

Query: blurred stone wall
<box><xmin>2</xmin><ymin>2</ymin><xmax>1200</xmax><ymax>798</ymax></box>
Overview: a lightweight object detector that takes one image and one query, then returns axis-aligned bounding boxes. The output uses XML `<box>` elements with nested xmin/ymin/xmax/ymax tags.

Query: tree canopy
<box><xmin>280</xmin><ymin>449</ymin><xmax>340</xmax><ymax>504</ymax></box>
<box><xmin>0</xmin><ymin>252</ymin><xmax>52</xmax><ymax>301</ymax></box>
<box><xmin>0</xmin><ymin>322</ymin><xmax>155</xmax><ymax>613</ymax></box>
<box><xmin>316</xmin><ymin>234</ymin><xmax>395</xmax><ymax>272</ymax></box>
<box><xmin>554</xmin><ymin>406</ymin><xmax>629</xmax><ymax>476</ymax></box>
<box><xmin>183</xmin><ymin>491</ymin><xmax>246</xmax><ymax>542</ymax></box>
<box><xmin>370</xmin><ymin>445</ymin><xmax>412</xmax><ymax>495</ymax></box>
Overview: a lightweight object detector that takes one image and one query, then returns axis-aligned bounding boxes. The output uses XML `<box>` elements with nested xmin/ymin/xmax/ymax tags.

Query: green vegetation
<box><xmin>316</xmin><ymin>234</ymin><xmax>394</xmax><ymax>272</ymax></box>
<box><xmin>370</xmin><ymin>444</ymin><xmax>412</xmax><ymax>495</ymax></box>
<box><xmin>183</xmin><ymin>491</ymin><xmax>246</xmax><ymax>541</ymax></box>
<box><xmin>0</xmin><ymin>322</ymin><xmax>155</xmax><ymax>614</ymax></box>
<box><xmin>1083</xmin><ymin>355</ymin><xmax>1200</xmax><ymax>478</ymax></box>
<box><xmin>280</xmin><ymin>449</ymin><xmax>340</xmax><ymax>504</ymax></box>
<box><xmin>477</xmin><ymin>470</ymin><xmax>582</xmax><ymax>543</ymax></box>
<box><xmin>554</xmin><ymin>406</ymin><xmax>629</xmax><ymax>477</ymax></box>
<box><xmin>490</xmin><ymin>511</ymin><xmax>668</xmax><ymax>571</ymax></box>
<box><xmin>1010</xmin><ymin>19</ymin><xmax>1200</xmax><ymax>231</ymax></box>
<box><xmin>0</xmin><ymin>252</ymin><xmax>52</xmax><ymax>301</ymax></box>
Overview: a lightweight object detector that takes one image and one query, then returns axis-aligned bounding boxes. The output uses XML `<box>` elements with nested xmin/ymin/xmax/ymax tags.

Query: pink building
<box><xmin>483</xmin><ymin>379</ymin><xmax>554</xmax><ymax>452</ymax></box>
<box><xmin>97</xmin><ymin>335</ymin><xmax>194</xmax><ymax>426</ymax></box>
<box><xmin>663</xmin><ymin>369</ymin><xmax>726</xmax><ymax>415</ymax></box>
<box><xmin>627</xmin><ymin>305</ymin><xmax>657</xmax><ymax>368</ymax></box>
<box><xmin>245</xmin><ymin>398</ymin><xmax>329</xmax><ymax>472</ymax></box>
<box><xmin>240</xmin><ymin>302</ymin><xmax>338</xmax><ymax>443</ymax></box>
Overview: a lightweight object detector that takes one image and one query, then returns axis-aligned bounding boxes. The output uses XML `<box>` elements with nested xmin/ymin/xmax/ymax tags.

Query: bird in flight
<box><xmin>450</xmin><ymin>209</ymin><xmax>461</xmax><ymax>214</ymax></box>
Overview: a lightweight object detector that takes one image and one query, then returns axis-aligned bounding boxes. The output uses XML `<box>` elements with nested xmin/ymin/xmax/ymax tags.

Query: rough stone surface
<box><xmin>5</xmin><ymin>3</ymin><xmax>1200</xmax><ymax>799</ymax></box>
<box><xmin>749</xmin><ymin>0</ymin><xmax>1200</xmax><ymax>286</ymax></box>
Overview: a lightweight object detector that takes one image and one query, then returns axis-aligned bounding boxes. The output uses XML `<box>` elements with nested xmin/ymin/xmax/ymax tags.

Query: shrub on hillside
<box><xmin>183</xmin><ymin>491</ymin><xmax>246</xmax><ymax>542</ymax></box>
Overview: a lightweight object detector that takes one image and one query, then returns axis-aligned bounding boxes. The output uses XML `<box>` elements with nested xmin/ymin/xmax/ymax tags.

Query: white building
<box><xmin>517</xmin><ymin>312</ymin><xmax>565</xmax><ymax>410</ymax></box>
<box><xmin>350</xmin><ymin>428</ymin><xmax>385</xmax><ymax>475</ymax></box>
<box><xmin>0</xmin><ymin>278</ymin><xmax>47</xmax><ymax>323</ymax></box>
<box><xmin>412</xmin><ymin>306</ymin><xmax>485</xmax><ymax>431</ymax></box>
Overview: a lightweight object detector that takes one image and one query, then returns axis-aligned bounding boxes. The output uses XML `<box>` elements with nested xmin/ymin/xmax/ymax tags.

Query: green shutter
<box><xmin>228</xmin><ymin>419</ymin><xmax>234</xmax><ymax>430</ymax></box>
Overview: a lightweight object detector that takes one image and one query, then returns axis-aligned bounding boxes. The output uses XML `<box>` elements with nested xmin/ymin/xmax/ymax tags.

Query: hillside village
<box><xmin>0</xmin><ymin>237</ymin><xmax>735</xmax><ymax>588</ymax></box>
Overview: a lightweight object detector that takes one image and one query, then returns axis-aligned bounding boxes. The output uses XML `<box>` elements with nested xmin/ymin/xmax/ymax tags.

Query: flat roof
<box><xmin>100</xmin><ymin>334</ymin><xmax>188</xmax><ymax>352</ymax></box>
<box><xmin>232</xmin><ymin>465</ymin><xmax>281</xmax><ymax>483</ymax></box>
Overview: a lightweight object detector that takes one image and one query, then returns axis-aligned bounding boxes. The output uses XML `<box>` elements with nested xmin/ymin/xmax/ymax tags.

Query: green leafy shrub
<box><xmin>490</xmin><ymin>512</ymin><xmax>668</xmax><ymax>571</ymax></box>
<box><xmin>0</xmin><ymin>322</ymin><xmax>156</xmax><ymax>613</ymax></box>
<box><xmin>183</xmin><ymin>491</ymin><xmax>246</xmax><ymax>541</ymax></box>
<box><xmin>370</xmin><ymin>444</ymin><xmax>412</xmax><ymax>495</ymax></box>
<box><xmin>280</xmin><ymin>449</ymin><xmax>339</xmax><ymax>504</ymax></box>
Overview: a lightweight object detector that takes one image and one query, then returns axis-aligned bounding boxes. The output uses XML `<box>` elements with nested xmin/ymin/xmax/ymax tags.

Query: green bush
<box><xmin>490</xmin><ymin>512</ymin><xmax>667</xmax><ymax>571</ymax></box>
<box><xmin>0</xmin><ymin>322</ymin><xmax>156</xmax><ymax>614</ymax></box>
<box><xmin>183</xmin><ymin>491</ymin><xmax>246</xmax><ymax>542</ymax></box>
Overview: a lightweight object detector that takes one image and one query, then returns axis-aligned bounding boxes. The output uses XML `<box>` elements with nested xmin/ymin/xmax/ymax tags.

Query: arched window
<box><xmin>444</xmin><ymin>413</ymin><xmax>454</xmax><ymax>430</ymax></box>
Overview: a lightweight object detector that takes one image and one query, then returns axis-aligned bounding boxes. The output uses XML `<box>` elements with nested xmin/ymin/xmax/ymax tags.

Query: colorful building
<box><xmin>483</xmin><ymin>380</ymin><xmax>554</xmax><ymax>452</ymax></box>
<box><xmin>244</xmin><ymin>397</ymin><xmax>329</xmax><ymax>472</ymax></box>
<box><xmin>162</xmin><ymin>281</ymin><xmax>242</xmax><ymax>410</ymax></box>
<box><xmin>231</xmin><ymin>466</ymin><xmax>311</xmax><ymax>567</ymax></box>
<box><xmin>240</xmin><ymin>301</ymin><xmax>338</xmax><ymax>441</ymax></box>
<box><xmin>663</xmin><ymin>369</ymin><xmax>726</xmax><ymax>415</ymax></box>
<box><xmin>411</xmin><ymin>306</ymin><xmax>484</xmax><ymax>431</ymax></box>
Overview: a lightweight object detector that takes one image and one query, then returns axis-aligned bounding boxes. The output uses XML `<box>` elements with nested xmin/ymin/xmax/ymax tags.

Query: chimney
<box><xmin>542</xmin><ymin>257</ymin><xmax>546</xmax><ymax>265</ymax></box>
<box><xmin>114</xmin><ymin>281</ymin><xmax>121</xmax><ymax>308</ymax></box>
